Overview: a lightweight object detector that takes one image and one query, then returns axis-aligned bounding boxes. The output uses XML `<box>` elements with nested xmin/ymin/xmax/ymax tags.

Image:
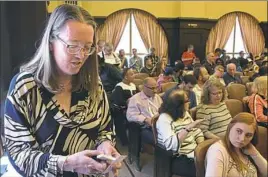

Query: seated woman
<box><xmin>156</xmin><ymin>89</ymin><xmax>204</xmax><ymax>177</ymax></box>
<box><xmin>157</xmin><ymin>67</ymin><xmax>175</xmax><ymax>92</ymax></box>
<box><xmin>196</xmin><ymin>79</ymin><xmax>232</xmax><ymax>139</ymax></box>
<box><xmin>205</xmin><ymin>112</ymin><xmax>267</xmax><ymax>177</ymax></box>
<box><xmin>248</xmin><ymin>76</ymin><xmax>267</xmax><ymax>127</ymax></box>
<box><xmin>111</xmin><ymin>68</ymin><xmax>137</xmax><ymax>145</ymax></box>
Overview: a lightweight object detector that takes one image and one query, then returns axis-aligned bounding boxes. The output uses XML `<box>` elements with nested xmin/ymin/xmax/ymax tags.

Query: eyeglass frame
<box><xmin>143</xmin><ymin>85</ymin><xmax>158</xmax><ymax>91</ymax></box>
<box><xmin>56</xmin><ymin>35</ymin><xmax>96</xmax><ymax>56</ymax></box>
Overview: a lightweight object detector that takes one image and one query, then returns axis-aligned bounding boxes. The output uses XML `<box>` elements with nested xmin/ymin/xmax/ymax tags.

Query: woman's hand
<box><xmin>243</xmin><ymin>143</ymin><xmax>259</xmax><ymax>157</ymax></box>
<box><xmin>186</xmin><ymin>119</ymin><xmax>205</xmax><ymax>130</ymax></box>
<box><xmin>64</xmin><ymin>150</ymin><xmax>107</xmax><ymax>175</ymax></box>
<box><xmin>97</xmin><ymin>141</ymin><xmax>122</xmax><ymax>177</ymax></box>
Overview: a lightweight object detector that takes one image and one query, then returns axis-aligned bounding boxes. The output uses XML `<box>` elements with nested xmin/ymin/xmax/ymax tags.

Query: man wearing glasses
<box><xmin>127</xmin><ymin>77</ymin><xmax>163</xmax><ymax>145</ymax></box>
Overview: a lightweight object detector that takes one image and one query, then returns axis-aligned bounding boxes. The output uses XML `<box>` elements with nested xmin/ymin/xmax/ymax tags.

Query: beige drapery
<box><xmin>96</xmin><ymin>10</ymin><xmax>130</xmax><ymax>49</ymax></box>
<box><xmin>132</xmin><ymin>10</ymin><xmax>168</xmax><ymax>58</ymax></box>
<box><xmin>237</xmin><ymin>12</ymin><xmax>265</xmax><ymax>57</ymax></box>
<box><xmin>206</xmin><ymin>13</ymin><xmax>237</xmax><ymax>53</ymax></box>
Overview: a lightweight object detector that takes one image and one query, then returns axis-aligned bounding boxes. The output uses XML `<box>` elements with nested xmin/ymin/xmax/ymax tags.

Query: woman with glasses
<box><xmin>156</xmin><ymin>89</ymin><xmax>204</xmax><ymax>177</ymax></box>
<box><xmin>196</xmin><ymin>79</ymin><xmax>232</xmax><ymax>139</ymax></box>
<box><xmin>4</xmin><ymin>4</ymin><xmax>121</xmax><ymax>177</ymax></box>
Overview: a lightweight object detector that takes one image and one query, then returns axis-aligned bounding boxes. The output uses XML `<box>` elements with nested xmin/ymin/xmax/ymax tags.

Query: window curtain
<box><xmin>96</xmin><ymin>10</ymin><xmax>130</xmax><ymax>49</ymax></box>
<box><xmin>132</xmin><ymin>10</ymin><xmax>168</xmax><ymax>58</ymax></box>
<box><xmin>237</xmin><ymin>12</ymin><xmax>265</xmax><ymax>57</ymax></box>
<box><xmin>206</xmin><ymin>13</ymin><xmax>236</xmax><ymax>53</ymax></box>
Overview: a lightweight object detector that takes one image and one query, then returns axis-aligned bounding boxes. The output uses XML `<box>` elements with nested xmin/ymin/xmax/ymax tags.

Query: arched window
<box><xmin>206</xmin><ymin>12</ymin><xmax>264</xmax><ymax>58</ymax></box>
<box><xmin>115</xmin><ymin>14</ymin><xmax>147</xmax><ymax>59</ymax></box>
<box><xmin>97</xmin><ymin>9</ymin><xmax>168</xmax><ymax>60</ymax></box>
<box><xmin>224</xmin><ymin>16</ymin><xmax>247</xmax><ymax>58</ymax></box>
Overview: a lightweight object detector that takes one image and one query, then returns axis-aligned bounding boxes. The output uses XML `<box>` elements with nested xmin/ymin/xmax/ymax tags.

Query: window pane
<box><xmin>131</xmin><ymin>14</ymin><xmax>148</xmax><ymax>56</ymax></box>
<box><xmin>115</xmin><ymin>17</ymin><xmax>130</xmax><ymax>54</ymax></box>
<box><xmin>224</xmin><ymin>16</ymin><xmax>247</xmax><ymax>58</ymax></box>
<box><xmin>234</xmin><ymin>17</ymin><xmax>247</xmax><ymax>58</ymax></box>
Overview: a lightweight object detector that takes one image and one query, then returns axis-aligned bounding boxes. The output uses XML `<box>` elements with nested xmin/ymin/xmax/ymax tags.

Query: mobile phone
<box><xmin>97</xmin><ymin>154</ymin><xmax>116</xmax><ymax>161</ymax></box>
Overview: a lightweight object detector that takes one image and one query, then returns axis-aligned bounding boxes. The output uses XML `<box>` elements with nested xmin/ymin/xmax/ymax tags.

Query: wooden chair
<box><xmin>194</xmin><ymin>139</ymin><xmax>219</xmax><ymax>177</ymax></box>
<box><xmin>152</xmin><ymin>77</ymin><xmax>159</xmax><ymax>82</ymax></box>
<box><xmin>235</xmin><ymin>72</ymin><xmax>243</xmax><ymax>77</ymax></box>
<box><xmin>152</xmin><ymin>116</ymin><xmax>175</xmax><ymax>177</ymax></box>
<box><xmin>134</xmin><ymin>73</ymin><xmax>149</xmax><ymax>80</ymax></box>
<box><xmin>256</xmin><ymin>126</ymin><xmax>268</xmax><ymax>161</ymax></box>
<box><xmin>160</xmin><ymin>82</ymin><xmax>177</xmax><ymax>93</ymax></box>
<box><xmin>127</xmin><ymin>121</ymin><xmax>142</xmax><ymax>171</ymax></box>
<box><xmin>128</xmin><ymin>116</ymin><xmax>159</xmax><ymax>171</ymax></box>
<box><xmin>133</xmin><ymin>79</ymin><xmax>143</xmax><ymax>88</ymax></box>
<box><xmin>227</xmin><ymin>83</ymin><xmax>247</xmax><ymax>102</ymax></box>
<box><xmin>224</xmin><ymin>99</ymin><xmax>244</xmax><ymax>118</ymax></box>
<box><xmin>246</xmin><ymin>82</ymin><xmax>254</xmax><ymax>96</ymax></box>
<box><xmin>241</xmin><ymin>76</ymin><xmax>249</xmax><ymax>85</ymax></box>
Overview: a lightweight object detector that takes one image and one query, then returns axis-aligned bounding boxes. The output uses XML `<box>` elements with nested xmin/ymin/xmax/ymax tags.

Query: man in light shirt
<box><xmin>127</xmin><ymin>77</ymin><xmax>163</xmax><ymax>145</ymax></box>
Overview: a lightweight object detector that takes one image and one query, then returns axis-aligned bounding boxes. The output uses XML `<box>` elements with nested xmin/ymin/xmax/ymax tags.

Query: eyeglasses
<box><xmin>56</xmin><ymin>36</ymin><xmax>95</xmax><ymax>56</ymax></box>
<box><xmin>144</xmin><ymin>85</ymin><xmax>157</xmax><ymax>91</ymax></box>
<box><xmin>210</xmin><ymin>91</ymin><xmax>223</xmax><ymax>96</ymax></box>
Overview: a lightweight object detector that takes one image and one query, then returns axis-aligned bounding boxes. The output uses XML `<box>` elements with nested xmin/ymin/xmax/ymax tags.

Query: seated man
<box><xmin>140</xmin><ymin>57</ymin><xmax>155</xmax><ymax>76</ymax></box>
<box><xmin>223</xmin><ymin>63</ymin><xmax>242</xmax><ymax>86</ymax></box>
<box><xmin>163</xmin><ymin>75</ymin><xmax>197</xmax><ymax>109</ymax></box>
<box><xmin>127</xmin><ymin>77</ymin><xmax>163</xmax><ymax>145</ymax></box>
<box><xmin>209</xmin><ymin>65</ymin><xmax>225</xmax><ymax>86</ymax></box>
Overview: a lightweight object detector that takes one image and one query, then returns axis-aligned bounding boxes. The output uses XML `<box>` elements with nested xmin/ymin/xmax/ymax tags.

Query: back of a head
<box><xmin>164</xmin><ymin>67</ymin><xmax>174</xmax><ymax>76</ymax></box>
<box><xmin>159</xmin><ymin>89</ymin><xmax>186</xmax><ymax>120</ymax></box>
<box><xmin>182</xmin><ymin>74</ymin><xmax>197</xmax><ymax>85</ymax></box>
<box><xmin>173</xmin><ymin>62</ymin><xmax>185</xmax><ymax>72</ymax></box>
<box><xmin>253</xmin><ymin>76</ymin><xmax>267</xmax><ymax>96</ymax></box>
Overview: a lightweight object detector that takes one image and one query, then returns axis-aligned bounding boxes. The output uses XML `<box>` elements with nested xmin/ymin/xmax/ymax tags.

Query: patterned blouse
<box><xmin>4</xmin><ymin>72</ymin><xmax>115</xmax><ymax>177</ymax></box>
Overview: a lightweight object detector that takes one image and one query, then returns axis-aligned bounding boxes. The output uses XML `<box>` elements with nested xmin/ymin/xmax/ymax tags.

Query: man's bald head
<box><xmin>143</xmin><ymin>77</ymin><xmax>157</xmax><ymax>97</ymax></box>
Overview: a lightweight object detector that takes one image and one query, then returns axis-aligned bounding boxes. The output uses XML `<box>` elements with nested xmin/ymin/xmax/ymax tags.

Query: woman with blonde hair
<box><xmin>248</xmin><ymin>76</ymin><xmax>267</xmax><ymax>127</ymax></box>
<box><xmin>196</xmin><ymin>79</ymin><xmax>232</xmax><ymax>139</ymax></box>
<box><xmin>205</xmin><ymin>112</ymin><xmax>267</xmax><ymax>177</ymax></box>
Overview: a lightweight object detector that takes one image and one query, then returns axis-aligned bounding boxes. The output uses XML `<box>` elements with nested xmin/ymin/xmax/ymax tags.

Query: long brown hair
<box><xmin>223</xmin><ymin>112</ymin><xmax>258</xmax><ymax>173</ymax></box>
<box><xmin>20</xmin><ymin>4</ymin><xmax>99</xmax><ymax>96</ymax></box>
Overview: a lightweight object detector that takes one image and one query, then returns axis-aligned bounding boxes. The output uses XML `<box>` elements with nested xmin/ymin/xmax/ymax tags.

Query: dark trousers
<box><xmin>141</xmin><ymin>127</ymin><xmax>154</xmax><ymax>145</ymax></box>
<box><xmin>111</xmin><ymin>108</ymin><xmax>129</xmax><ymax>145</ymax></box>
<box><xmin>172</xmin><ymin>155</ymin><xmax>196</xmax><ymax>177</ymax></box>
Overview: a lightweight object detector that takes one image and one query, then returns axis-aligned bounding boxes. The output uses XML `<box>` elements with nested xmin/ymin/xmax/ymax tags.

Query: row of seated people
<box><xmin>108</xmin><ymin>65</ymin><xmax>267</xmax><ymax>174</ymax></box>
<box><xmin>109</xmin><ymin>65</ymin><xmax>267</xmax><ymax>146</ymax></box>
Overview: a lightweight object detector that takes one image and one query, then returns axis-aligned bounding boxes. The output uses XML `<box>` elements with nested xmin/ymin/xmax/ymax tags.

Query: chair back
<box><xmin>133</xmin><ymin>79</ymin><xmax>143</xmax><ymax>88</ymax></box>
<box><xmin>246</xmin><ymin>82</ymin><xmax>254</xmax><ymax>96</ymax></box>
<box><xmin>152</xmin><ymin>116</ymin><xmax>160</xmax><ymax>145</ymax></box>
<box><xmin>134</xmin><ymin>73</ymin><xmax>149</xmax><ymax>80</ymax></box>
<box><xmin>194</xmin><ymin>139</ymin><xmax>219</xmax><ymax>177</ymax></box>
<box><xmin>235</xmin><ymin>72</ymin><xmax>243</xmax><ymax>77</ymax></box>
<box><xmin>161</xmin><ymin>82</ymin><xmax>177</xmax><ymax>93</ymax></box>
<box><xmin>190</xmin><ymin>107</ymin><xmax>197</xmax><ymax>121</ymax></box>
<box><xmin>224</xmin><ymin>99</ymin><xmax>244</xmax><ymax>118</ymax></box>
<box><xmin>227</xmin><ymin>83</ymin><xmax>247</xmax><ymax>101</ymax></box>
<box><xmin>241</xmin><ymin>76</ymin><xmax>249</xmax><ymax>85</ymax></box>
<box><xmin>256</xmin><ymin>126</ymin><xmax>268</xmax><ymax>160</ymax></box>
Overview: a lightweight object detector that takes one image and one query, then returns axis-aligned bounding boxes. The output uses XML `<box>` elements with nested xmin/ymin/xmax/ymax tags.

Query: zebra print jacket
<box><xmin>4</xmin><ymin>72</ymin><xmax>115</xmax><ymax>177</ymax></box>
